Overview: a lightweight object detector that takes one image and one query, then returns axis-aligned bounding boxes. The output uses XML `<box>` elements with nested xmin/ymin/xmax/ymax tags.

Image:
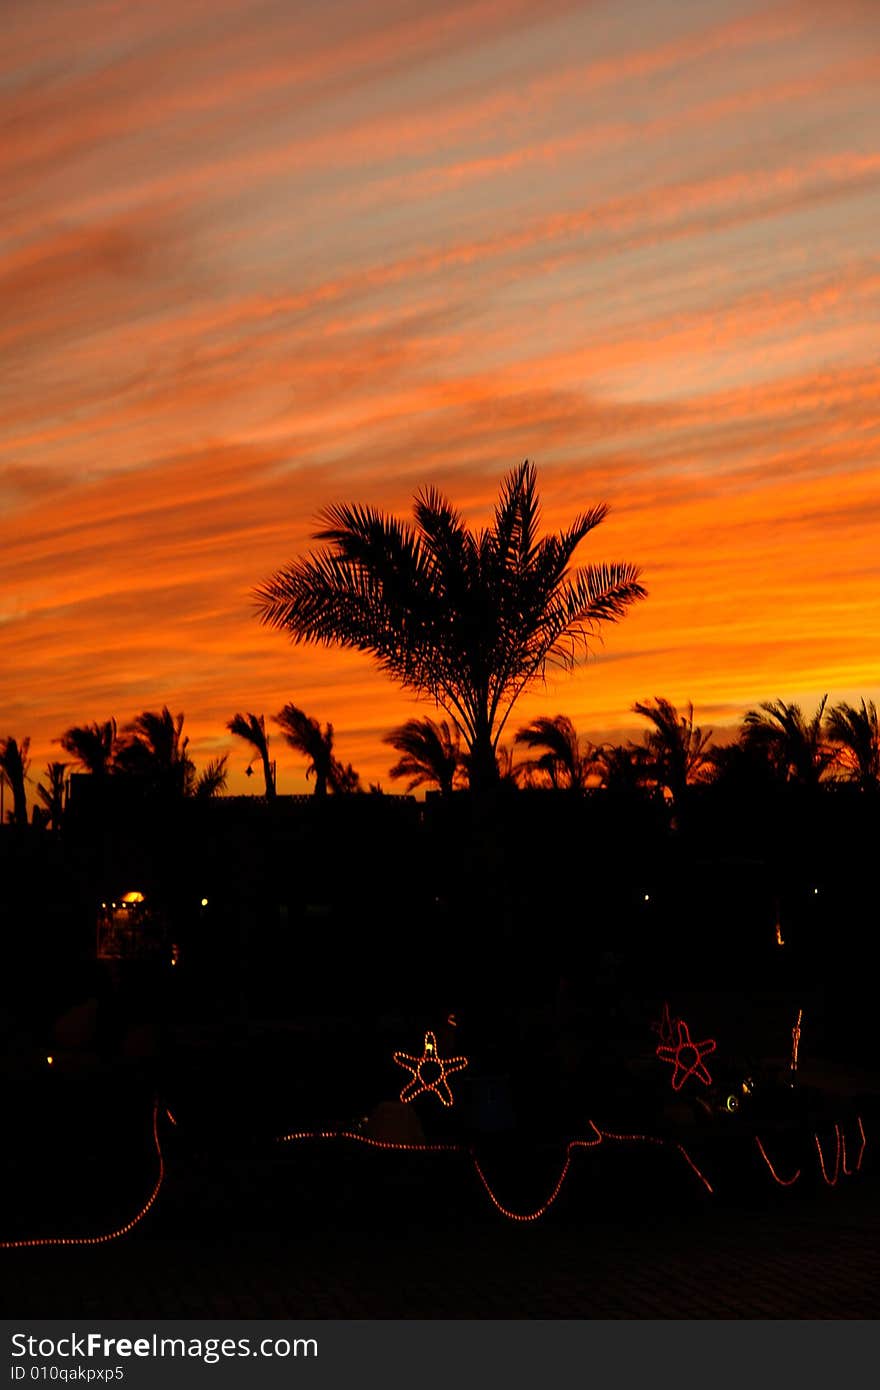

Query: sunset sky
<box><xmin>2</xmin><ymin>0</ymin><xmax>879</xmax><ymax>796</ymax></box>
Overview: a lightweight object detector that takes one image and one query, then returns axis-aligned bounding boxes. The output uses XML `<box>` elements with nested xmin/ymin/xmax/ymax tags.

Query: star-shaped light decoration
<box><xmin>393</xmin><ymin>1030</ymin><xmax>469</xmax><ymax>1107</ymax></box>
<box><xmin>655</xmin><ymin>1018</ymin><xmax>716</xmax><ymax>1091</ymax></box>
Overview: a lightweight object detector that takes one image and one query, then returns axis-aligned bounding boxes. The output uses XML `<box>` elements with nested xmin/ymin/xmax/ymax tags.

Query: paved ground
<box><xmin>3</xmin><ymin>1137</ymin><xmax>880</xmax><ymax>1318</ymax></box>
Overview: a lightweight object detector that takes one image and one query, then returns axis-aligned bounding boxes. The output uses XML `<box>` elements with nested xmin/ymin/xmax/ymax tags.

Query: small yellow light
<box><xmin>200</xmin><ymin>897</ymin><xmax>209</xmax><ymax>907</ymax></box>
<box><xmin>643</xmin><ymin>894</ymin><xmax>650</xmax><ymax>903</ymax></box>
<box><xmin>46</xmin><ymin>1055</ymin><xmax>54</xmax><ymax>1066</ymax></box>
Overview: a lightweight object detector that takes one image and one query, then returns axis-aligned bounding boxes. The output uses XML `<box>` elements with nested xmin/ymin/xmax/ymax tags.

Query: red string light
<box><xmin>814</xmin><ymin>1126</ymin><xmax>841</xmax><ymax>1186</ymax></box>
<box><xmin>393</xmin><ymin>1030</ymin><xmax>469</xmax><ymax>1107</ymax></box>
<box><xmin>2</xmin><ymin>1104</ymin><xmax>866</xmax><ymax>1246</ymax></box>
<box><xmin>274</xmin><ymin>1120</ymin><xmax>715</xmax><ymax>1218</ymax></box>
<box><xmin>674</xmin><ymin>1143</ymin><xmax>714</xmax><ymax>1194</ymax></box>
<box><xmin>0</xmin><ymin>1103</ymin><xmax>165</xmax><ymax>1249</ymax></box>
<box><xmin>754</xmin><ymin>1136</ymin><xmax>801</xmax><ymax>1186</ymax></box>
<box><xmin>655</xmin><ymin>1018</ymin><xmax>716</xmax><ymax>1091</ymax></box>
<box><xmin>791</xmin><ymin>1009</ymin><xmax>802</xmax><ymax>1074</ymax></box>
<box><xmin>650</xmin><ymin>1001</ymin><xmax>676</xmax><ymax>1047</ymax></box>
<box><xmin>838</xmin><ymin>1117</ymin><xmax>868</xmax><ymax>1175</ymax></box>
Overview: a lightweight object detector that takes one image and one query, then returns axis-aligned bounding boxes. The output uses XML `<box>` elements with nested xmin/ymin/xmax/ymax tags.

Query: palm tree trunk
<box><xmin>261</xmin><ymin>751</ymin><xmax>276</xmax><ymax>799</ymax></box>
<box><xmin>468</xmin><ymin>727</ymin><xmax>499</xmax><ymax>798</ymax></box>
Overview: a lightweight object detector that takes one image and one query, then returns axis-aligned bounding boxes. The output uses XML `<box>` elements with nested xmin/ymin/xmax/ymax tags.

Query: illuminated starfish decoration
<box><xmin>656</xmin><ymin>1018</ymin><xmax>716</xmax><ymax>1091</ymax></box>
<box><xmin>393</xmin><ymin>1030</ymin><xmax>469</xmax><ymax>1107</ymax></box>
<box><xmin>650</xmin><ymin>1000</ymin><xmax>676</xmax><ymax>1047</ymax></box>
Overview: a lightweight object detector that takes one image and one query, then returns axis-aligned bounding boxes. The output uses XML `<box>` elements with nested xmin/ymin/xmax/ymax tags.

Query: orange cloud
<box><xmin>2</xmin><ymin>0</ymin><xmax>878</xmax><ymax>801</ymax></box>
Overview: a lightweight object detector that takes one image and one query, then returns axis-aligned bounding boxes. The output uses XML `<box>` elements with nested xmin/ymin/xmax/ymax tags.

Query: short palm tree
<box><xmin>825</xmin><ymin>698</ymin><xmax>879</xmax><ymax>791</ymax></box>
<box><xmin>35</xmin><ymin>761</ymin><xmax>68</xmax><ymax>830</ymax></box>
<box><xmin>58</xmin><ymin>719</ymin><xmax>118</xmax><ymax>776</ymax></box>
<box><xmin>227</xmin><ymin>712</ymin><xmax>276</xmax><ymax>798</ymax></box>
<box><xmin>741</xmin><ymin>697</ymin><xmax>832</xmax><ymax>787</ymax></box>
<box><xmin>633</xmin><ymin>697</ymin><xmax>713</xmax><ymax>803</ymax></box>
<box><xmin>514</xmin><ymin>714</ymin><xmax>594</xmax><ymax>790</ymax></box>
<box><xmin>194</xmin><ymin>755</ymin><xmax>229</xmax><ymax>799</ymax></box>
<box><xmin>592</xmin><ymin>742</ymin><xmax>652</xmax><ymax>795</ymax></box>
<box><xmin>384</xmin><ymin>717</ymin><xmax>464</xmax><ymax>797</ymax></box>
<box><xmin>0</xmin><ymin>736</ymin><xmax>30</xmax><ymax>825</ymax></box>
<box><xmin>275</xmin><ymin>703</ymin><xmax>357</xmax><ymax>797</ymax></box>
<box><xmin>255</xmin><ymin>461</ymin><xmax>645</xmax><ymax>794</ymax></box>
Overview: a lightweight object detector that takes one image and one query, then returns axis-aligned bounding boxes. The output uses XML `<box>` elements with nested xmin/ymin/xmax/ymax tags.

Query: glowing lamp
<box><xmin>200</xmin><ymin>897</ymin><xmax>209</xmax><ymax>907</ymax></box>
<box><xmin>46</xmin><ymin>1055</ymin><xmax>54</xmax><ymax>1066</ymax></box>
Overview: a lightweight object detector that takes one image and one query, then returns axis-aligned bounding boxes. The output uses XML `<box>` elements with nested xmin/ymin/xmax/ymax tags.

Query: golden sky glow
<box><xmin>2</xmin><ymin>0</ymin><xmax>879</xmax><ymax>793</ymax></box>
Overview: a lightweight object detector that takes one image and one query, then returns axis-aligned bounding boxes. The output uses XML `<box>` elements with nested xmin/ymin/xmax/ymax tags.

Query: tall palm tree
<box><xmin>117</xmin><ymin>707</ymin><xmax>195</xmax><ymax>798</ymax></box>
<box><xmin>274</xmin><ymin>703</ymin><xmax>357</xmax><ymax>797</ymax></box>
<box><xmin>632</xmin><ymin>698</ymin><xmax>713</xmax><ymax>803</ymax></box>
<box><xmin>514</xmin><ymin>714</ymin><xmax>594</xmax><ymax>790</ymax></box>
<box><xmin>0</xmin><ymin>736</ymin><xmax>30</xmax><ymax>825</ymax></box>
<box><xmin>58</xmin><ymin>718</ymin><xmax>118</xmax><ymax>776</ymax></box>
<box><xmin>35</xmin><ymin>761</ymin><xmax>68</xmax><ymax>830</ymax></box>
<box><xmin>227</xmin><ymin>712</ymin><xmax>276</xmax><ymax>799</ymax></box>
<box><xmin>384</xmin><ymin>717</ymin><xmax>464</xmax><ymax>797</ymax></box>
<box><xmin>741</xmin><ymin>697</ymin><xmax>832</xmax><ymax>787</ymax></box>
<box><xmin>825</xmin><ymin>698</ymin><xmax>879</xmax><ymax>791</ymax></box>
<box><xmin>255</xmin><ymin>461</ymin><xmax>645</xmax><ymax>794</ymax></box>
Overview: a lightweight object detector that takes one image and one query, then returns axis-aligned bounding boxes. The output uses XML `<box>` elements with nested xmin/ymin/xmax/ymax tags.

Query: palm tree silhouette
<box><xmin>194</xmin><ymin>755</ymin><xmax>229</xmax><ymax>799</ymax></box>
<box><xmin>384</xmin><ymin>717</ymin><xmax>464</xmax><ymax>797</ymax></box>
<box><xmin>593</xmin><ymin>741</ymin><xmax>651</xmax><ymax>795</ymax></box>
<box><xmin>117</xmin><ymin>707</ymin><xmax>195</xmax><ymax>798</ymax></box>
<box><xmin>58</xmin><ymin>719</ymin><xmax>119</xmax><ymax>776</ymax></box>
<box><xmin>255</xmin><ymin>461</ymin><xmax>645</xmax><ymax>794</ymax></box>
<box><xmin>514</xmin><ymin>714</ymin><xmax>594</xmax><ymax>790</ymax></box>
<box><xmin>275</xmin><ymin>703</ymin><xmax>359</xmax><ymax>796</ymax></box>
<box><xmin>632</xmin><ymin>697</ymin><xmax>713</xmax><ymax>803</ymax></box>
<box><xmin>35</xmin><ymin>761</ymin><xmax>68</xmax><ymax>829</ymax></box>
<box><xmin>741</xmin><ymin>697</ymin><xmax>832</xmax><ymax>787</ymax></box>
<box><xmin>227</xmin><ymin>712</ymin><xmax>276</xmax><ymax>798</ymax></box>
<box><xmin>0</xmin><ymin>736</ymin><xmax>30</xmax><ymax>825</ymax></box>
<box><xmin>825</xmin><ymin>698</ymin><xmax>879</xmax><ymax>792</ymax></box>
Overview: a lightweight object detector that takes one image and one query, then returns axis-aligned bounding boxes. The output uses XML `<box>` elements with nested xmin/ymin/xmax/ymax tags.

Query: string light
<box><xmin>755</xmin><ymin>1120</ymin><xmax>866</xmax><ymax>1188</ymax></box>
<box><xmin>0</xmin><ymin>1103</ymin><xmax>165</xmax><ymax>1250</ymax></box>
<box><xmin>841</xmin><ymin>1116</ymin><xmax>867</xmax><ymax>1175</ymax></box>
<box><xmin>674</xmin><ymin>1144</ymin><xmax>714</xmax><ymax>1194</ymax></box>
<box><xmin>650</xmin><ymin>1001</ymin><xmax>676</xmax><ymax>1047</ymax></box>
<box><xmin>754</xmin><ymin>1136</ymin><xmax>801</xmax><ymax>1186</ymax></box>
<box><xmin>655</xmin><ymin>1018</ymin><xmax>716</xmax><ymax>1091</ymax></box>
<box><xmin>3</xmin><ymin>1101</ymin><xmax>866</xmax><ymax>1247</ymax></box>
<box><xmin>392</xmin><ymin>1030</ymin><xmax>469</xmax><ymax>1107</ymax></box>
<box><xmin>790</xmin><ymin>1009</ymin><xmax>802</xmax><ymax>1074</ymax></box>
<box><xmin>275</xmin><ymin>1120</ymin><xmax>714</xmax><ymax>1218</ymax></box>
<box><xmin>814</xmin><ymin>1126</ymin><xmax>841</xmax><ymax>1186</ymax></box>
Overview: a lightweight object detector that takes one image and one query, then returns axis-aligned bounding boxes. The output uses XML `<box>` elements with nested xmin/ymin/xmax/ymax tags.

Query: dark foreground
<box><xmin>3</xmin><ymin>1134</ymin><xmax>880</xmax><ymax>1319</ymax></box>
